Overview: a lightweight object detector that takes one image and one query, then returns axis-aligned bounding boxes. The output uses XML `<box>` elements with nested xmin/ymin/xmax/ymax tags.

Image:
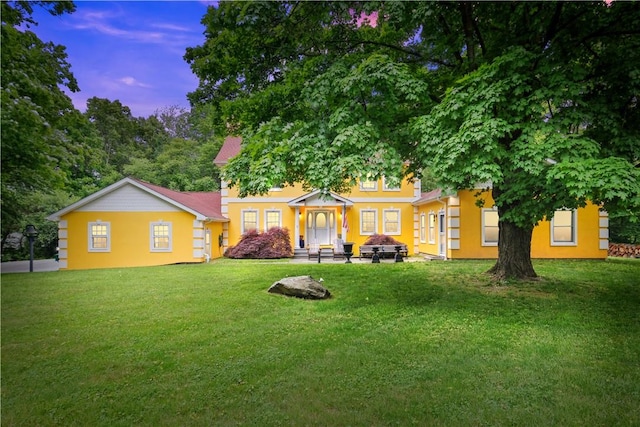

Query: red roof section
<box><xmin>419</xmin><ymin>189</ymin><xmax>442</xmax><ymax>201</ymax></box>
<box><xmin>134</xmin><ymin>179</ymin><xmax>225</xmax><ymax>221</ymax></box>
<box><xmin>213</xmin><ymin>136</ymin><xmax>242</xmax><ymax>166</ymax></box>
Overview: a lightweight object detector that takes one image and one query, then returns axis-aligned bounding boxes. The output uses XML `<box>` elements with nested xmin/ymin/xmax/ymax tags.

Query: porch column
<box><xmin>341</xmin><ymin>204</ymin><xmax>347</xmax><ymax>240</ymax></box>
<box><xmin>294</xmin><ymin>206</ymin><xmax>300</xmax><ymax>249</ymax></box>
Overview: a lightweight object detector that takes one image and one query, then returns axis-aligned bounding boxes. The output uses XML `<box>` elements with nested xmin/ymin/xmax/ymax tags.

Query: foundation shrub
<box><xmin>363</xmin><ymin>234</ymin><xmax>405</xmax><ymax>246</ymax></box>
<box><xmin>225</xmin><ymin>227</ymin><xmax>293</xmax><ymax>259</ymax></box>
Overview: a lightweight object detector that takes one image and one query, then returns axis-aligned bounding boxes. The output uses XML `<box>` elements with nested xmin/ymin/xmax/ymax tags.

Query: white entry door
<box><xmin>307</xmin><ymin>210</ymin><xmax>334</xmax><ymax>245</ymax></box>
<box><xmin>205</xmin><ymin>229</ymin><xmax>212</xmax><ymax>258</ymax></box>
<box><xmin>438</xmin><ymin>211</ymin><xmax>446</xmax><ymax>257</ymax></box>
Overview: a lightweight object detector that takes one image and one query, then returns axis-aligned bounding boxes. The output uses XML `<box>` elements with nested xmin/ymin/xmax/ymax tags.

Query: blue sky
<box><xmin>31</xmin><ymin>1</ymin><xmax>215</xmax><ymax>117</ymax></box>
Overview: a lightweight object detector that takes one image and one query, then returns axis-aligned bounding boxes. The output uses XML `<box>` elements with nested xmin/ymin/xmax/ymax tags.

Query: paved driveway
<box><xmin>1</xmin><ymin>259</ymin><xmax>59</xmax><ymax>273</ymax></box>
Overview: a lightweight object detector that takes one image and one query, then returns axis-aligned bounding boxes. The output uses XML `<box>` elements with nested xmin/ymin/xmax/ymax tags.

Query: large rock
<box><xmin>268</xmin><ymin>275</ymin><xmax>331</xmax><ymax>299</ymax></box>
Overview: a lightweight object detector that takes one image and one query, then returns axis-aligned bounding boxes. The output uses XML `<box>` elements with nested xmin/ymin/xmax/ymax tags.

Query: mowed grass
<box><xmin>2</xmin><ymin>259</ymin><xmax>639</xmax><ymax>426</ymax></box>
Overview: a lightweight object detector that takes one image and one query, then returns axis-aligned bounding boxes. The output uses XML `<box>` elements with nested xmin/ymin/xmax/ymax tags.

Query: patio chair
<box><xmin>307</xmin><ymin>241</ymin><xmax>320</xmax><ymax>260</ymax></box>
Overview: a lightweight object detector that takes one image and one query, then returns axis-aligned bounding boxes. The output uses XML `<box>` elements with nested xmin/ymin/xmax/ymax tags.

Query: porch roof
<box><xmin>412</xmin><ymin>188</ymin><xmax>461</xmax><ymax>206</ymax></box>
<box><xmin>288</xmin><ymin>189</ymin><xmax>354</xmax><ymax>207</ymax></box>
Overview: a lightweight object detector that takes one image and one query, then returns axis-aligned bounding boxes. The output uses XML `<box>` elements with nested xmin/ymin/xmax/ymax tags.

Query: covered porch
<box><xmin>288</xmin><ymin>190</ymin><xmax>354</xmax><ymax>250</ymax></box>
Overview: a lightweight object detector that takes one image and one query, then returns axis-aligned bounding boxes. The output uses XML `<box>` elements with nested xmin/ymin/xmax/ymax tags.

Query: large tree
<box><xmin>124</xmin><ymin>137</ymin><xmax>220</xmax><ymax>191</ymax></box>
<box><xmin>186</xmin><ymin>1</ymin><xmax>640</xmax><ymax>279</ymax></box>
<box><xmin>84</xmin><ymin>97</ymin><xmax>145</xmax><ymax>172</ymax></box>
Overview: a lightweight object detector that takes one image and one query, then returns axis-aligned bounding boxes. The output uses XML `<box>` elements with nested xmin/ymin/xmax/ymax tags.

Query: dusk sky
<box><xmin>31</xmin><ymin>1</ymin><xmax>215</xmax><ymax>118</ymax></box>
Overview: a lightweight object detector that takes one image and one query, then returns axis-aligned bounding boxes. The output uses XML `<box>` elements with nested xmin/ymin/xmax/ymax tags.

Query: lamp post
<box><xmin>394</xmin><ymin>245</ymin><xmax>404</xmax><ymax>263</ymax></box>
<box><xmin>24</xmin><ymin>224</ymin><xmax>38</xmax><ymax>273</ymax></box>
<box><xmin>343</xmin><ymin>242</ymin><xmax>354</xmax><ymax>264</ymax></box>
<box><xmin>371</xmin><ymin>246</ymin><xmax>380</xmax><ymax>263</ymax></box>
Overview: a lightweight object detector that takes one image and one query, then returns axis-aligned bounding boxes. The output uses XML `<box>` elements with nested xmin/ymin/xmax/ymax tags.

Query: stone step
<box><xmin>293</xmin><ymin>248</ymin><xmax>339</xmax><ymax>259</ymax></box>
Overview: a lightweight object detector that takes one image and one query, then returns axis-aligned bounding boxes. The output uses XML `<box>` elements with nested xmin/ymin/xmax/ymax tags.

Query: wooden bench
<box><xmin>359</xmin><ymin>244</ymin><xmax>408</xmax><ymax>260</ymax></box>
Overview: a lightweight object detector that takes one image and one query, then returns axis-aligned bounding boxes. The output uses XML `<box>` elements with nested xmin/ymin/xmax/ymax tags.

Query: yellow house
<box><xmin>215</xmin><ymin>136</ymin><xmax>608</xmax><ymax>260</ymax></box>
<box><xmin>48</xmin><ymin>137</ymin><xmax>609</xmax><ymax>270</ymax></box>
<box><xmin>47</xmin><ymin>177</ymin><xmax>227</xmax><ymax>270</ymax></box>
<box><xmin>413</xmin><ymin>188</ymin><xmax>609</xmax><ymax>260</ymax></box>
<box><xmin>214</xmin><ymin>137</ymin><xmax>422</xmax><ymax>255</ymax></box>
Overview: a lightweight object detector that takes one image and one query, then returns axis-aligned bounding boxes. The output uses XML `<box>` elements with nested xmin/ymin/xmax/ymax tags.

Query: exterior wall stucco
<box><xmin>224</xmin><ymin>179</ymin><xmax>419</xmax><ymax>253</ymax></box>
<box><xmin>59</xmin><ymin>211</ymin><xmax>213</xmax><ymax>270</ymax></box>
<box><xmin>415</xmin><ymin>200</ymin><xmax>448</xmax><ymax>257</ymax></box>
<box><xmin>415</xmin><ymin>190</ymin><xmax>607</xmax><ymax>259</ymax></box>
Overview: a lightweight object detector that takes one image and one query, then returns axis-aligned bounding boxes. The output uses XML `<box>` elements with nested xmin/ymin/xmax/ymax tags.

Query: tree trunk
<box><xmin>487</xmin><ymin>220</ymin><xmax>538</xmax><ymax>280</ymax></box>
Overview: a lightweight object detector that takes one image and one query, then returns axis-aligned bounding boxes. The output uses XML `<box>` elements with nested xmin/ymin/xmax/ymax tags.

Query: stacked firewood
<box><xmin>608</xmin><ymin>243</ymin><xmax>640</xmax><ymax>258</ymax></box>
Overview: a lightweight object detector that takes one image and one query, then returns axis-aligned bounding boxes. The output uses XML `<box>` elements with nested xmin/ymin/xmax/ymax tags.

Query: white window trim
<box><xmin>150</xmin><ymin>222</ymin><xmax>172</xmax><ymax>252</ymax></box>
<box><xmin>241</xmin><ymin>209</ymin><xmax>259</xmax><ymax>234</ymax></box>
<box><xmin>428</xmin><ymin>212</ymin><xmax>436</xmax><ymax>244</ymax></box>
<box><xmin>551</xmin><ymin>209</ymin><xmax>578</xmax><ymax>246</ymax></box>
<box><xmin>420</xmin><ymin>213</ymin><xmax>427</xmax><ymax>243</ymax></box>
<box><xmin>360</xmin><ymin>209</ymin><xmax>378</xmax><ymax>235</ymax></box>
<box><xmin>359</xmin><ymin>179</ymin><xmax>378</xmax><ymax>191</ymax></box>
<box><xmin>264</xmin><ymin>209</ymin><xmax>282</xmax><ymax>230</ymax></box>
<box><xmin>481</xmin><ymin>208</ymin><xmax>499</xmax><ymax>247</ymax></box>
<box><xmin>88</xmin><ymin>221</ymin><xmax>110</xmax><ymax>252</ymax></box>
<box><xmin>382</xmin><ymin>176</ymin><xmax>401</xmax><ymax>192</ymax></box>
<box><xmin>383</xmin><ymin>208</ymin><xmax>401</xmax><ymax>235</ymax></box>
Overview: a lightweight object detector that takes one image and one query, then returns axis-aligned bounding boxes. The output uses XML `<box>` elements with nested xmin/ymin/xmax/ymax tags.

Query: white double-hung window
<box><xmin>382</xmin><ymin>177</ymin><xmax>401</xmax><ymax>191</ymax></box>
<box><xmin>88</xmin><ymin>222</ymin><xmax>110</xmax><ymax>252</ymax></box>
<box><xmin>482</xmin><ymin>209</ymin><xmax>499</xmax><ymax>246</ymax></box>
<box><xmin>150</xmin><ymin>222</ymin><xmax>172</xmax><ymax>252</ymax></box>
<box><xmin>420</xmin><ymin>213</ymin><xmax>427</xmax><ymax>243</ymax></box>
<box><xmin>428</xmin><ymin>213</ymin><xmax>436</xmax><ymax>244</ymax></box>
<box><xmin>359</xmin><ymin>180</ymin><xmax>378</xmax><ymax>191</ymax></box>
<box><xmin>265</xmin><ymin>210</ymin><xmax>281</xmax><ymax>230</ymax></box>
<box><xmin>551</xmin><ymin>209</ymin><xmax>577</xmax><ymax>245</ymax></box>
<box><xmin>242</xmin><ymin>209</ymin><xmax>259</xmax><ymax>234</ymax></box>
<box><xmin>383</xmin><ymin>209</ymin><xmax>401</xmax><ymax>235</ymax></box>
<box><xmin>360</xmin><ymin>209</ymin><xmax>377</xmax><ymax>235</ymax></box>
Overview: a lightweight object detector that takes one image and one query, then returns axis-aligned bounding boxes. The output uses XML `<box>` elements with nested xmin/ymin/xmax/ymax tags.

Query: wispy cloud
<box><xmin>119</xmin><ymin>76</ymin><xmax>152</xmax><ymax>88</ymax></box>
<box><xmin>34</xmin><ymin>2</ymin><xmax>207</xmax><ymax>117</ymax></box>
<box><xmin>69</xmin><ymin>6</ymin><xmax>200</xmax><ymax>48</ymax></box>
<box><xmin>151</xmin><ymin>22</ymin><xmax>192</xmax><ymax>32</ymax></box>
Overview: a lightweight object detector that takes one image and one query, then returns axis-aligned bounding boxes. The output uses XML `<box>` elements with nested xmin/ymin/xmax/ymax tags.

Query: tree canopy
<box><xmin>186</xmin><ymin>1</ymin><xmax>640</xmax><ymax>279</ymax></box>
<box><xmin>1</xmin><ymin>0</ymin><xmax>81</xmax><ymax>234</ymax></box>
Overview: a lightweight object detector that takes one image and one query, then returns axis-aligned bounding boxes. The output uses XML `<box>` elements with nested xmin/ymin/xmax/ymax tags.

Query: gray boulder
<box><xmin>268</xmin><ymin>275</ymin><xmax>331</xmax><ymax>299</ymax></box>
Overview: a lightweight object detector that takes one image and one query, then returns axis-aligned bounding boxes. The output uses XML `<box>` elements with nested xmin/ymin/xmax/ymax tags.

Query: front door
<box><xmin>438</xmin><ymin>211</ymin><xmax>446</xmax><ymax>257</ymax></box>
<box><xmin>307</xmin><ymin>210</ymin><xmax>335</xmax><ymax>245</ymax></box>
<box><xmin>205</xmin><ymin>229</ymin><xmax>212</xmax><ymax>258</ymax></box>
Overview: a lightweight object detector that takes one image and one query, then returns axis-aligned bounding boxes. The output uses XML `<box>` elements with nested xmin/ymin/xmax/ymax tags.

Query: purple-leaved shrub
<box><xmin>225</xmin><ymin>227</ymin><xmax>293</xmax><ymax>259</ymax></box>
<box><xmin>363</xmin><ymin>234</ymin><xmax>405</xmax><ymax>246</ymax></box>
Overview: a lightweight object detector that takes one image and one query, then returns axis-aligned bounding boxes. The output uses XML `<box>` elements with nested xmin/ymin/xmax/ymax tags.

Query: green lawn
<box><xmin>2</xmin><ymin>259</ymin><xmax>639</xmax><ymax>426</ymax></box>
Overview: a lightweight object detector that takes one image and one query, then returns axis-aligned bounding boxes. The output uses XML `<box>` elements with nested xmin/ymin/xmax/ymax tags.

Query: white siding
<box><xmin>76</xmin><ymin>185</ymin><xmax>180</xmax><ymax>212</ymax></box>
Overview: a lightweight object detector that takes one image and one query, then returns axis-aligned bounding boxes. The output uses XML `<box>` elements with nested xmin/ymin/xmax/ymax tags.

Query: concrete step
<box><xmin>294</xmin><ymin>248</ymin><xmax>338</xmax><ymax>259</ymax></box>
